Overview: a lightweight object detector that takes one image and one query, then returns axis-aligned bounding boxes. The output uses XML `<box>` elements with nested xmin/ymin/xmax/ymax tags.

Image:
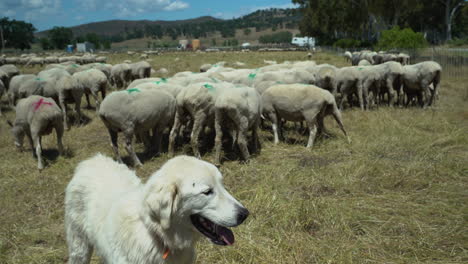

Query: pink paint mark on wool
<box><xmin>32</xmin><ymin>98</ymin><xmax>53</xmax><ymax>112</ymax></box>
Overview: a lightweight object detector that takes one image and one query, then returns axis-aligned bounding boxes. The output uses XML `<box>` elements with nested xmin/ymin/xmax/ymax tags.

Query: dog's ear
<box><xmin>145</xmin><ymin>183</ymin><xmax>179</xmax><ymax>230</ymax></box>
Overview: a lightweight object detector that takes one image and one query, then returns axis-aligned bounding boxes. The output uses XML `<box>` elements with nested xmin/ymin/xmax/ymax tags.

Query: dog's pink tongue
<box><xmin>219</xmin><ymin>227</ymin><xmax>235</xmax><ymax>245</ymax></box>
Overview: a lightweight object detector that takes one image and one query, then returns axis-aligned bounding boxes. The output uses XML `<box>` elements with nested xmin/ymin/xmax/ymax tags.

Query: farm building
<box><xmin>76</xmin><ymin>42</ymin><xmax>95</xmax><ymax>52</ymax></box>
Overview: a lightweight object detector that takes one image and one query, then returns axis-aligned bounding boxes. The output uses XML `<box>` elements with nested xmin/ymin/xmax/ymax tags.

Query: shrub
<box><xmin>259</xmin><ymin>31</ymin><xmax>293</xmax><ymax>44</ymax></box>
<box><xmin>376</xmin><ymin>26</ymin><xmax>428</xmax><ymax>50</ymax></box>
<box><xmin>333</xmin><ymin>38</ymin><xmax>361</xmax><ymax>49</ymax></box>
<box><xmin>447</xmin><ymin>37</ymin><xmax>468</xmax><ymax>47</ymax></box>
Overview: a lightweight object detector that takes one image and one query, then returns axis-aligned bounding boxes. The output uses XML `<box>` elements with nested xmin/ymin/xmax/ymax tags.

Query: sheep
<box><xmin>358</xmin><ymin>59</ymin><xmax>372</xmax><ymax>66</ymax></box>
<box><xmin>126</xmin><ymin>81</ymin><xmax>184</xmax><ymax>97</ymax></box>
<box><xmin>312</xmin><ymin>64</ymin><xmax>338</xmax><ymax>93</ymax></box>
<box><xmin>0</xmin><ymin>69</ymin><xmax>8</xmax><ymax>90</ymax></box>
<box><xmin>214</xmin><ymin>86</ymin><xmax>262</xmax><ymax>164</ymax></box>
<box><xmin>7</xmin><ymin>74</ymin><xmax>36</xmax><ymax>106</ymax></box>
<box><xmin>373</xmin><ymin>61</ymin><xmax>404</xmax><ymax>105</ymax></box>
<box><xmin>0</xmin><ymin>79</ymin><xmax>4</xmax><ymax>116</ymax></box>
<box><xmin>262</xmin><ymin>84</ymin><xmax>349</xmax><ymax>148</ymax></box>
<box><xmin>130</xmin><ymin>61</ymin><xmax>151</xmax><ymax>81</ymax></box>
<box><xmin>127</xmin><ymin>77</ymin><xmax>168</xmax><ymax>89</ymax></box>
<box><xmin>401</xmin><ymin>61</ymin><xmax>442</xmax><ymax>107</ymax></box>
<box><xmin>200</xmin><ymin>64</ymin><xmax>212</xmax><ymax>72</ymax></box>
<box><xmin>110</xmin><ymin>63</ymin><xmax>132</xmax><ymax>89</ymax></box>
<box><xmin>37</xmin><ymin>68</ymin><xmax>84</xmax><ymax>130</ymax></box>
<box><xmin>25</xmin><ymin>57</ymin><xmax>44</xmax><ymax>67</ymax></box>
<box><xmin>344</xmin><ymin>51</ymin><xmax>352</xmax><ymax>62</ymax></box>
<box><xmin>0</xmin><ymin>64</ymin><xmax>20</xmax><ymax>88</ymax></box>
<box><xmin>99</xmin><ymin>88</ymin><xmax>176</xmax><ymax>166</ymax></box>
<box><xmin>7</xmin><ymin>95</ymin><xmax>64</xmax><ymax>170</ymax></box>
<box><xmin>168</xmin><ymin>82</ymin><xmax>234</xmax><ymax>158</ymax></box>
<box><xmin>397</xmin><ymin>53</ymin><xmax>410</xmax><ymax>65</ymax></box>
<box><xmin>73</xmin><ymin>69</ymin><xmax>108</xmax><ymax>111</ymax></box>
<box><xmin>335</xmin><ymin>66</ymin><xmax>365</xmax><ymax>110</ymax></box>
<box><xmin>45</xmin><ymin>56</ymin><xmax>59</xmax><ymax>64</ymax></box>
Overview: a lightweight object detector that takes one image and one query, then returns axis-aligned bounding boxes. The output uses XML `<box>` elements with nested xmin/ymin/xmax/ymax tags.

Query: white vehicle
<box><xmin>241</xmin><ymin>42</ymin><xmax>251</xmax><ymax>48</ymax></box>
<box><xmin>291</xmin><ymin>37</ymin><xmax>316</xmax><ymax>47</ymax></box>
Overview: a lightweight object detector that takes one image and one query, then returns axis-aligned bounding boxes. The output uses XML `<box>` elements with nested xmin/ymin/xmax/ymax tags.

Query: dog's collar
<box><xmin>162</xmin><ymin>247</ymin><xmax>170</xmax><ymax>260</ymax></box>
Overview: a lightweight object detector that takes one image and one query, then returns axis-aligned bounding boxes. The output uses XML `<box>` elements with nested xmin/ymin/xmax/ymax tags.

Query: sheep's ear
<box><xmin>145</xmin><ymin>183</ymin><xmax>179</xmax><ymax>230</ymax></box>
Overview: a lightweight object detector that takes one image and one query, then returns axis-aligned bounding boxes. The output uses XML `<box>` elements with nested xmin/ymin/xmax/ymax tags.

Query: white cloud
<box><xmin>80</xmin><ymin>0</ymin><xmax>189</xmax><ymax>16</ymax></box>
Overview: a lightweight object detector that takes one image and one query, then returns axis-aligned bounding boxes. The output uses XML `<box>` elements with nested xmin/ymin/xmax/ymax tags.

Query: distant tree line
<box><xmin>293</xmin><ymin>0</ymin><xmax>468</xmax><ymax>45</ymax></box>
<box><xmin>39</xmin><ymin>26</ymin><xmax>112</xmax><ymax>50</ymax></box>
<box><xmin>259</xmin><ymin>31</ymin><xmax>293</xmax><ymax>44</ymax></box>
<box><xmin>0</xmin><ymin>17</ymin><xmax>36</xmax><ymax>50</ymax></box>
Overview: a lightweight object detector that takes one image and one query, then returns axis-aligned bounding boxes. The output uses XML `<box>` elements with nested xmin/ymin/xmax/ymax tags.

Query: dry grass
<box><xmin>0</xmin><ymin>51</ymin><xmax>467</xmax><ymax>264</ymax></box>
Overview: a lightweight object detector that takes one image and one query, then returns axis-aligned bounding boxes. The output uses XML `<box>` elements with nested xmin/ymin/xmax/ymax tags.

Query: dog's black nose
<box><xmin>236</xmin><ymin>206</ymin><xmax>249</xmax><ymax>224</ymax></box>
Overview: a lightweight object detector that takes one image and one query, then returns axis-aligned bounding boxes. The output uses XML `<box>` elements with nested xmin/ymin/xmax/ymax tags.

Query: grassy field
<box><xmin>0</xmin><ymin>51</ymin><xmax>467</xmax><ymax>264</ymax></box>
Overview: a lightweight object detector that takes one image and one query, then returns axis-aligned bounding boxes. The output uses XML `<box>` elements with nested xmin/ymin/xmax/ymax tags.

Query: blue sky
<box><xmin>0</xmin><ymin>0</ymin><xmax>297</xmax><ymax>31</ymax></box>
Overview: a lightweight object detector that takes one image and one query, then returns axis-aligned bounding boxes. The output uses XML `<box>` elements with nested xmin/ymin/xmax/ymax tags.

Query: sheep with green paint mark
<box><xmin>99</xmin><ymin>88</ymin><xmax>176</xmax><ymax>167</ymax></box>
<box><xmin>214</xmin><ymin>85</ymin><xmax>262</xmax><ymax>165</ymax></box>
<box><xmin>169</xmin><ymin>81</ymin><xmax>235</xmax><ymax>158</ymax></box>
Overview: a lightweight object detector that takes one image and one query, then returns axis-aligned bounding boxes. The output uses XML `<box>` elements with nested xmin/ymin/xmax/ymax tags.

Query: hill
<box><xmin>36</xmin><ymin>8</ymin><xmax>301</xmax><ymax>44</ymax></box>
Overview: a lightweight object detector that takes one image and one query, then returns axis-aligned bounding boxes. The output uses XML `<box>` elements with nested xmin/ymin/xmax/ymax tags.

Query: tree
<box><xmin>243</xmin><ymin>28</ymin><xmax>252</xmax><ymax>36</ymax></box>
<box><xmin>439</xmin><ymin>0</ymin><xmax>467</xmax><ymax>40</ymax></box>
<box><xmin>39</xmin><ymin>38</ymin><xmax>53</xmax><ymax>50</ymax></box>
<box><xmin>48</xmin><ymin>26</ymin><xmax>73</xmax><ymax>49</ymax></box>
<box><xmin>85</xmin><ymin>33</ymin><xmax>101</xmax><ymax>49</ymax></box>
<box><xmin>0</xmin><ymin>17</ymin><xmax>36</xmax><ymax>50</ymax></box>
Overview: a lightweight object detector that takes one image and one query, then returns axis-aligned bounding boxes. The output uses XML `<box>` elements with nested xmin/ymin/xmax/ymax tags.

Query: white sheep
<box><xmin>262</xmin><ymin>84</ymin><xmax>349</xmax><ymax>148</ymax></box>
<box><xmin>73</xmin><ymin>69</ymin><xmax>108</xmax><ymax>111</ymax></box>
<box><xmin>7</xmin><ymin>74</ymin><xmax>35</xmax><ymax>106</ymax></box>
<box><xmin>99</xmin><ymin>88</ymin><xmax>176</xmax><ymax>166</ymax></box>
<box><xmin>7</xmin><ymin>95</ymin><xmax>64</xmax><ymax>170</ymax></box>
<box><xmin>0</xmin><ymin>64</ymin><xmax>20</xmax><ymax>87</ymax></box>
<box><xmin>38</xmin><ymin>68</ymin><xmax>84</xmax><ymax>130</ymax></box>
<box><xmin>402</xmin><ymin>61</ymin><xmax>442</xmax><ymax>107</ymax></box>
<box><xmin>130</xmin><ymin>61</ymin><xmax>151</xmax><ymax>81</ymax></box>
<box><xmin>0</xmin><ymin>79</ymin><xmax>4</xmax><ymax>116</ymax></box>
<box><xmin>168</xmin><ymin>82</ymin><xmax>233</xmax><ymax>158</ymax></box>
<box><xmin>214</xmin><ymin>86</ymin><xmax>262</xmax><ymax>164</ymax></box>
<box><xmin>110</xmin><ymin>63</ymin><xmax>132</xmax><ymax>89</ymax></box>
<box><xmin>335</xmin><ymin>66</ymin><xmax>365</xmax><ymax>110</ymax></box>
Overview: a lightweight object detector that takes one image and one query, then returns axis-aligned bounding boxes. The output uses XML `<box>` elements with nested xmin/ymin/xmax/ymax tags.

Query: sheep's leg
<box><xmin>168</xmin><ymin>111</ymin><xmax>182</xmax><ymax>156</ymax></box>
<box><xmin>357</xmin><ymin>82</ymin><xmax>364</xmax><ymax>111</ymax></box>
<box><xmin>331</xmin><ymin>104</ymin><xmax>350</xmax><ymax>143</ymax></box>
<box><xmin>74</xmin><ymin>99</ymin><xmax>82</xmax><ymax>126</ymax></box>
<box><xmin>138</xmin><ymin>131</ymin><xmax>152</xmax><ymax>153</ymax></box>
<box><xmin>152</xmin><ymin>127</ymin><xmax>163</xmax><ymax>155</ymax></box>
<box><xmin>108</xmin><ymin>129</ymin><xmax>122</xmax><ymax>163</ymax></box>
<box><xmin>191</xmin><ymin>113</ymin><xmax>206</xmax><ymax>159</ymax></box>
<box><xmin>317</xmin><ymin>114</ymin><xmax>330</xmax><ymax>138</ymax></box>
<box><xmin>26</xmin><ymin>131</ymin><xmax>34</xmax><ymax>155</ymax></box>
<box><xmin>55</xmin><ymin>121</ymin><xmax>64</xmax><ymax>155</ymax></box>
<box><xmin>251</xmin><ymin>121</ymin><xmax>261</xmax><ymax>154</ymax></box>
<box><xmin>32</xmin><ymin>133</ymin><xmax>44</xmax><ymax>170</ymax></box>
<box><xmin>60</xmin><ymin>100</ymin><xmax>69</xmax><ymax>130</ymax></box>
<box><xmin>267</xmin><ymin>112</ymin><xmax>280</xmax><ymax>144</ymax></box>
<box><xmin>85</xmin><ymin>93</ymin><xmax>91</xmax><ymax>109</ymax></box>
<box><xmin>214</xmin><ymin>109</ymin><xmax>223</xmax><ymax>165</ymax></box>
<box><xmin>386</xmin><ymin>78</ymin><xmax>396</xmax><ymax>106</ymax></box>
<box><xmin>124</xmin><ymin>130</ymin><xmax>142</xmax><ymax>167</ymax></box>
<box><xmin>91</xmin><ymin>91</ymin><xmax>100</xmax><ymax>112</ymax></box>
<box><xmin>237</xmin><ymin>117</ymin><xmax>250</xmax><ymax>161</ymax></box>
<box><xmin>305</xmin><ymin>119</ymin><xmax>318</xmax><ymax>149</ymax></box>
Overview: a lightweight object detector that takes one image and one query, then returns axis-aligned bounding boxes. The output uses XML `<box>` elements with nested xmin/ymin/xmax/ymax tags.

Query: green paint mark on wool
<box><xmin>127</xmin><ymin>88</ymin><xmax>141</xmax><ymax>94</ymax></box>
<box><xmin>210</xmin><ymin>77</ymin><xmax>218</xmax><ymax>83</ymax></box>
<box><xmin>204</xmin><ymin>84</ymin><xmax>215</xmax><ymax>91</ymax></box>
<box><xmin>35</xmin><ymin>78</ymin><xmax>43</xmax><ymax>81</ymax></box>
<box><xmin>248</xmin><ymin>73</ymin><xmax>256</xmax><ymax>80</ymax></box>
<box><xmin>358</xmin><ymin>67</ymin><xmax>364</xmax><ymax>70</ymax></box>
<box><xmin>72</xmin><ymin>64</ymin><xmax>79</xmax><ymax>68</ymax></box>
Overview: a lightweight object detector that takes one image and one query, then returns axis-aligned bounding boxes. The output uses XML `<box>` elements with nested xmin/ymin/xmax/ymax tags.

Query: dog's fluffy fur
<box><xmin>65</xmin><ymin>154</ymin><xmax>248</xmax><ymax>264</ymax></box>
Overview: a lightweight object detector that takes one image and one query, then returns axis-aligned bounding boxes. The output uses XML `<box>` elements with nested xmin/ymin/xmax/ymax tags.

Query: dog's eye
<box><xmin>202</xmin><ymin>189</ymin><xmax>213</xmax><ymax>196</ymax></box>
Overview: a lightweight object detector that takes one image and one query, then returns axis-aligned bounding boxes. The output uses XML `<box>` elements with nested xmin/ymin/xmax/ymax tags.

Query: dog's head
<box><xmin>144</xmin><ymin>156</ymin><xmax>249</xmax><ymax>246</ymax></box>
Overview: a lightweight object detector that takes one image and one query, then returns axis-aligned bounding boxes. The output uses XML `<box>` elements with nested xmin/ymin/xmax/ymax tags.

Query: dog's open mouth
<box><xmin>190</xmin><ymin>214</ymin><xmax>234</xmax><ymax>246</ymax></box>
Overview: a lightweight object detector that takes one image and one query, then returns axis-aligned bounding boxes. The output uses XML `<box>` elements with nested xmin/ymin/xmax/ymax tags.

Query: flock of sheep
<box><xmin>0</xmin><ymin>50</ymin><xmax>442</xmax><ymax>170</ymax></box>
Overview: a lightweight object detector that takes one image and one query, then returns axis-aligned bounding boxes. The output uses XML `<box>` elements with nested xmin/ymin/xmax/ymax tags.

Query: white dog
<box><xmin>65</xmin><ymin>154</ymin><xmax>249</xmax><ymax>264</ymax></box>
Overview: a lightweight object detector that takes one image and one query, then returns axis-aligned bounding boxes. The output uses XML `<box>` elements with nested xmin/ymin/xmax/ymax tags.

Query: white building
<box><xmin>291</xmin><ymin>37</ymin><xmax>316</xmax><ymax>47</ymax></box>
<box><xmin>76</xmin><ymin>42</ymin><xmax>95</xmax><ymax>52</ymax></box>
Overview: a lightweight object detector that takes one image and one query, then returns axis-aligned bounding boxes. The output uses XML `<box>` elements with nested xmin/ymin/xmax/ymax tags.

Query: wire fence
<box><xmin>321</xmin><ymin>46</ymin><xmax>468</xmax><ymax>80</ymax></box>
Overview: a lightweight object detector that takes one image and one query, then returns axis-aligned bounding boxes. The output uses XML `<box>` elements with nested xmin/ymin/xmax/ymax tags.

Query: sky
<box><xmin>0</xmin><ymin>0</ymin><xmax>298</xmax><ymax>31</ymax></box>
